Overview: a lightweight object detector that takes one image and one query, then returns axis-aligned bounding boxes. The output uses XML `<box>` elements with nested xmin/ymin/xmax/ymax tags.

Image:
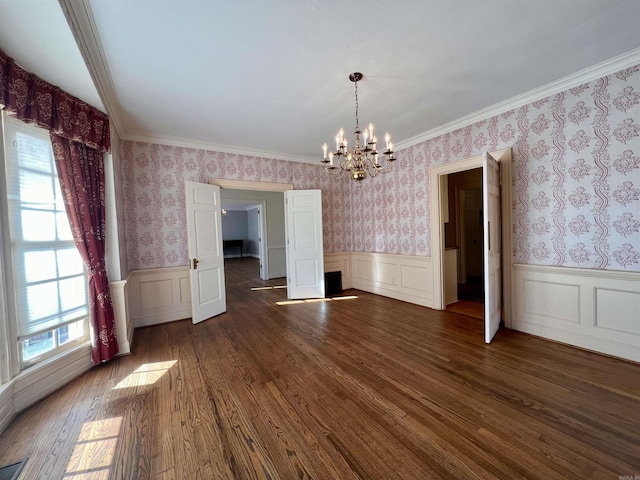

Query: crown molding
<box><xmin>394</xmin><ymin>47</ymin><xmax>640</xmax><ymax>151</ymax></box>
<box><xmin>58</xmin><ymin>0</ymin><xmax>125</xmax><ymax>139</ymax></box>
<box><xmin>121</xmin><ymin>131</ymin><xmax>319</xmax><ymax>165</ymax></box>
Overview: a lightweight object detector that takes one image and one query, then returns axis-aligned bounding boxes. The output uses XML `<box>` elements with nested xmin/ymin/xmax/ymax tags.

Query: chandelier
<box><xmin>321</xmin><ymin>72</ymin><xmax>395</xmax><ymax>181</ymax></box>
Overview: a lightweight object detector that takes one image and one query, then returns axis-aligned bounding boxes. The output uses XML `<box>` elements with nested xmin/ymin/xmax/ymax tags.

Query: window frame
<box><xmin>1</xmin><ymin>114</ymin><xmax>90</xmax><ymax>371</ymax></box>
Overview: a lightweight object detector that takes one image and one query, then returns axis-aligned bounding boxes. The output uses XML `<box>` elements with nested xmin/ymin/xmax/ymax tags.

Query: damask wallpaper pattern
<box><xmin>121</xmin><ymin>63</ymin><xmax>639</xmax><ymax>273</ymax></box>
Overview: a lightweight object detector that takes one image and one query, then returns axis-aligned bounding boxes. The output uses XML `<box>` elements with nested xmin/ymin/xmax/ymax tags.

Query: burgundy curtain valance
<box><xmin>0</xmin><ymin>48</ymin><xmax>110</xmax><ymax>153</ymax></box>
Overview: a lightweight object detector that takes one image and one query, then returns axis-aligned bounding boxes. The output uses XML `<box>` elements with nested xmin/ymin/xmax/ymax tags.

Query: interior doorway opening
<box><xmin>429</xmin><ymin>148</ymin><xmax>513</xmax><ymax>339</ymax></box>
<box><xmin>220</xmin><ymin>199</ymin><xmax>270</xmax><ymax>281</ymax></box>
<box><xmin>443</xmin><ymin>168</ymin><xmax>484</xmax><ymax>320</ymax></box>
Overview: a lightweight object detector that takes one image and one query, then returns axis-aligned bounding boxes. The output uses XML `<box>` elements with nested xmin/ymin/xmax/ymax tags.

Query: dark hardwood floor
<box><xmin>1</xmin><ymin>257</ymin><xmax>639</xmax><ymax>479</ymax></box>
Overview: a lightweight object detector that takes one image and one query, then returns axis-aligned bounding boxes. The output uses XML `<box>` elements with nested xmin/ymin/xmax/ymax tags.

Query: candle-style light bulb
<box><xmin>343</xmin><ymin>139</ymin><xmax>348</xmax><ymax>149</ymax></box>
<box><xmin>335</xmin><ymin>135</ymin><xmax>340</xmax><ymax>151</ymax></box>
<box><xmin>339</xmin><ymin>128</ymin><xmax>344</xmax><ymax>145</ymax></box>
<box><xmin>388</xmin><ymin>141</ymin><xmax>393</xmax><ymax>151</ymax></box>
<box><xmin>385</xmin><ymin>132</ymin><xmax>391</xmax><ymax>150</ymax></box>
<box><xmin>363</xmin><ymin>129</ymin><xmax>368</xmax><ymax>146</ymax></box>
<box><xmin>368</xmin><ymin>123</ymin><xmax>374</xmax><ymax>140</ymax></box>
<box><xmin>329</xmin><ymin>152</ymin><xmax>334</xmax><ymax>166</ymax></box>
<box><xmin>372</xmin><ymin>136</ymin><xmax>377</xmax><ymax>147</ymax></box>
<box><xmin>322</xmin><ymin>143</ymin><xmax>328</xmax><ymax>159</ymax></box>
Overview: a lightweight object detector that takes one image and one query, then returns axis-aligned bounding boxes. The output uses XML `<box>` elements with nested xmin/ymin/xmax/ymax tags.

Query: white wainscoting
<box><xmin>13</xmin><ymin>344</ymin><xmax>93</xmax><ymax>412</ymax></box>
<box><xmin>0</xmin><ymin>343</ymin><xmax>93</xmax><ymax>436</ymax></box>
<box><xmin>512</xmin><ymin>264</ymin><xmax>640</xmax><ymax>363</ymax></box>
<box><xmin>110</xmin><ymin>279</ymin><xmax>132</xmax><ymax>355</ymax></box>
<box><xmin>324</xmin><ymin>252</ymin><xmax>353</xmax><ymax>290</ymax></box>
<box><xmin>348</xmin><ymin>252</ymin><xmax>434</xmax><ymax>307</ymax></box>
<box><xmin>128</xmin><ymin>266</ymin><xmax>191</xmax><ymax>328</ymax></box>
<box><xmin>268</xmin><ymin>245</ymin><xmax>287</xmax><ymax>279</ymax></box>
<box><xmin>0</xmin><ymin>383</ymin><xmax>14</xmax><ymax>434</ymax></box>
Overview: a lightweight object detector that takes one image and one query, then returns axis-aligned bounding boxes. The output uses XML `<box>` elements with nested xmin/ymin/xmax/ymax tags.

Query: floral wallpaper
<box><xmin>121</xmin><ymin>143</ymin><xmax>347</xmax><ymax>271</ymax></box>
<box><xmin>121</xmin><ymin>63</ymin><xmax>640</xmax><ymax>273</ymax></box>
<box><xmin>384</xmin><ymin>63</ymin><xmax>639</xmax><ymax>271</ymax></box>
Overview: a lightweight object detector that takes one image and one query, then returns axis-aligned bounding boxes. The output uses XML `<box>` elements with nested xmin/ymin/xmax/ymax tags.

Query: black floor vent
<box><xmin>0</xmin><ymin>458</ymin><xmax>26</xmax><ymax>480</ymax></box>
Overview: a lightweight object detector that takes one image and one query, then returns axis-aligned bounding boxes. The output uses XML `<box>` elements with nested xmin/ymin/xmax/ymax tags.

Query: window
<box><xmin>3</xmin><ymin>115</ymin><xmax>89</xmax><ymax>368</ymax></box>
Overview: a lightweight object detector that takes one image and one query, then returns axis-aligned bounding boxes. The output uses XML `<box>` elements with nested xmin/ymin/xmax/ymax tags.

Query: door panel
<box><xmin>483</xmin><ymin>153</ymin><xmax>502</xmax><ymax>343</ymax></box>
<box><xmin>185</xmin><ymin>181</ymin><xmax>226</xmax><ymax>324</ymax></box>
<box><xmin>285</xmin><ymin>190</ymin><xmax>324</xmax><ymax>299</ymax></box>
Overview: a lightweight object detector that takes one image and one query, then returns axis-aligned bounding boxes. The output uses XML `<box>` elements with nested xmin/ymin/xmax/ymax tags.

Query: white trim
<box><xmin>58</xmin><ymin>0</ymin><xmax>123</xmax><ymax>135</ymax></box>
<box><xmin>512</xmin><ymin>264</ymin><xmax>640</xmax><ymax>363</ymax></box>
<box><xmin>324</xmin><ymin>252</ymin><xmax>353</xmax><ymax>290</ymax></box>
<box><xmin>123</xmin><ymin>132</ymin><xmax>318</xmax><ymax>164</ymax></box>
<box><xmin>13</xmin><ymin>343</ymin><xmax>92</xmax><ymax>411</ymax></box>
<box><xmin>349</xmin><ymin>252</ymin><xmax>433</xmax><ymax>308</ymax></box>
<box><xmin>0</xmin><ymin>382</ymin><xmax>14</xmax><ymax>434</ymax></box>
<box><xmin>514</xmin><ymin>263</ymin><xmax>640</xmax><ymax>281</ymax></box>
<box><xmin>0</xmin><ymin>343</ymin><xmax>93</xmax><ymax>436</ymax></box>
<box><xmin>429</xmin><ymin>148</ymin><xmax>512</xmax><ymax>327</ymax></box>
<box><xmin>128</xmin><ymin>266</ymin><xmax>192</xmax><ymax>328</ymax></box>
<box><xmin>209</xmin><ymin>178</ymin><xmax>293</xmax><ymax>192</ymax></box>
<box><xmin>395</xmin><ymin>48</ymin><xmax>640</xmax><ymax>151</ymax></box>
<box><xmin>110</xmin><ymin>280</ymin><xmax>132</xmax><ymax>355</ymax></box>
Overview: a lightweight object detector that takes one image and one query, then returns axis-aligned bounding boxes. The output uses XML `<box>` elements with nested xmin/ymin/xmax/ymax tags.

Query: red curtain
<box><xmin>50</xmin><ymin>135</ymin><xmax>118</xmax><ymax>363</ymax></box>
<box><xmin>1</xmin><ymin>47</ymin><xmax>118</xmax><ymax>363</ymax></box>
<box><xmin>0</xmin><ymin>48</ymin><xmax>110</xmax><ymax>152</ymax></box>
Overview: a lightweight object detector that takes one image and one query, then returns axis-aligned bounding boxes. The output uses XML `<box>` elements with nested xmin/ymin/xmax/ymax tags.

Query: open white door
<box><xmin>285</xmin><ymin>190</ymin><xmax>324</xmax><ymax>299</ymax></box>
<box><xmin>185</xmin><ymin>181</ymin><xmax>226</xmax><ymax>324</ymax></box>
<box><xmin>483</xmin><ymin>153</ymin><xmax>502</xmax><ymax>342</ymax></box>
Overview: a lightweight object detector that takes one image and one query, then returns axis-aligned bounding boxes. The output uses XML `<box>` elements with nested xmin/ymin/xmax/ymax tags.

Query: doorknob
<box><xmin>192</xmin><ymin>258</ymin><xmax>199</xmax><ymax>269</ymax></box>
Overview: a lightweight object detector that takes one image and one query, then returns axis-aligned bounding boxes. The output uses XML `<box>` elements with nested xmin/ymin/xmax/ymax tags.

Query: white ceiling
<box><xmin>1</xmin><ymin>1</ymin><xmax>639</xmax><ymax>163</ymax></box>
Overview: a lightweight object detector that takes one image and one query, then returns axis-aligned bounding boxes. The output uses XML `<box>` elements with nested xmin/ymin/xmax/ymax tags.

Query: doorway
<box><xmin>429</xmin><ymin>148</ymin><xmax>513</xmax><ymax>332</ymax></box>
<box><xmin>220</xmin><ymin>200</ymin><xmax>269</xmax><ymax>280</ymax></box>
<box><xmin>443</xmin><ymin>168</ymin><xmax>484</xmax><ymax>320</ymax></box>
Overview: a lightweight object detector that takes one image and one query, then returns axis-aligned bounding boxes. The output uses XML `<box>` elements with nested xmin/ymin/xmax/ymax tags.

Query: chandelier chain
<box><xmin>354</xmin><ymin>80</ymin><xmax>360</xmax><ymax>132</ymax></box>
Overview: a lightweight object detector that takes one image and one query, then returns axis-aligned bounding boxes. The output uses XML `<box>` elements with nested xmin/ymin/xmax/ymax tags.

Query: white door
<box><xmin>258</xmin><ymin>204</ymin><xmax>269</xmax><ymax>281</ymax></box>
<box><xmin>285</xmin><ymin>190</ymin><xmax>324</xmax><ymax>299</ymax></box>
<box><xmin>483</xmin><ymin>153</ymin><xmax>502</xmax><ymax>342</ymax></box>
<box><xmin>185</xmin><ymin>181</ymin><xmax>227</xmax><ymax>324</ymax></box>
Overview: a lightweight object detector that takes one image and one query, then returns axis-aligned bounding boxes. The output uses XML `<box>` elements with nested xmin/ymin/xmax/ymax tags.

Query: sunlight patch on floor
<box><xmin>112</xmin><ymin>360</ymin><xmax>177</xmax><ymax>390</ymax></box>
<box><xmin>251</xmin><ymin>285</ymin><xmax>287</xmax><ymax>291</ymax></box>
<box><xmin>63</xmin><ymin>417</ymin><xmax>122</xmax><ymax>479</ymax></box>
<box><xmin>276</xmin><ymin>295</ymin><xmax>358</xmax><ymax>306</ymax></box>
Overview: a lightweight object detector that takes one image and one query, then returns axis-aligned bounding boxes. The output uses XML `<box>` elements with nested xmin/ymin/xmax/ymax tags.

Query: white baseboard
<box><xmin>512</xmin><ymin>264</ymin><xmax>640</xmax><ymax>363</ymax></box>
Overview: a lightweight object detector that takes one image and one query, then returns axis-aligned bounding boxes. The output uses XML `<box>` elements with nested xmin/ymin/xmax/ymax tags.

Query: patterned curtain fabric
<box><xmin>0</xmin><ymin>48</ymin><xmax>110</xmax><ymax>153</ymax></box>
<box><xmin>1</xmin><ymin>47</ymin><xmax>117</xmax><ymax>363</ymax></box>
<box><xmin>51</xmin><ymin>135</ymin><xmax>118</xmax><ymax>363</ymax></box>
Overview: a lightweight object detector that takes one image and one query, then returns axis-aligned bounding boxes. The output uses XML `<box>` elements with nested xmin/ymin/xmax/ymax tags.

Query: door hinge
<box><xmin>192</xmin><ymin>258</ymin><xmax>199</xmax><ymax>269</ymax></box>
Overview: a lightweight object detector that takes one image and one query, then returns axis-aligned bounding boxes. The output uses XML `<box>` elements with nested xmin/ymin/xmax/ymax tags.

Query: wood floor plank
<box><xmin>1</xmin><ymin>257</ymin><xmax>639</xmax><ymax>479</ymax></box>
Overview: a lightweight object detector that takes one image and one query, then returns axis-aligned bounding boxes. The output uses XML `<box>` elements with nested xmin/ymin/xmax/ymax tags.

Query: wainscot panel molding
<box><xmin>110</xmin><ymin>279</ymin><xmax>132</xmax><ymax>355</ymax></box>
<box><xmin>267</xmin><ymin>245</ymin><xmax>287</xmax><ymax>279</ymax></box>
<box><xmin>512</xmin><ymin>264</ymin><xmax>640</xmax><ymax>363</ymax></box>
<box><xmin>0</xmin><ymin>383</ymin><xmax>14</xmax><ymax>435</ymax></box>
<box><xmin>323</xmin><ymin>253</ymin><xmax>353</xmax><ymax>290</ymax></box>
<box><xmin>13</xmin><ymin>344</ymin><xmax>93</xmax><ymax>412</ymax></box>
<box><xmin>350</xmin><ymin>252</ymin><xmax>433</xmax><ymax>307</ymax></box>
<box><xmin>128</xmin><ymin>266</ymin><xmax>191</xmax><ymax>328</ymax></box>
<box><xmin>0</xmin><ymin>343</ymin><xmax>93</xmax><ymax>436</ymax></box>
